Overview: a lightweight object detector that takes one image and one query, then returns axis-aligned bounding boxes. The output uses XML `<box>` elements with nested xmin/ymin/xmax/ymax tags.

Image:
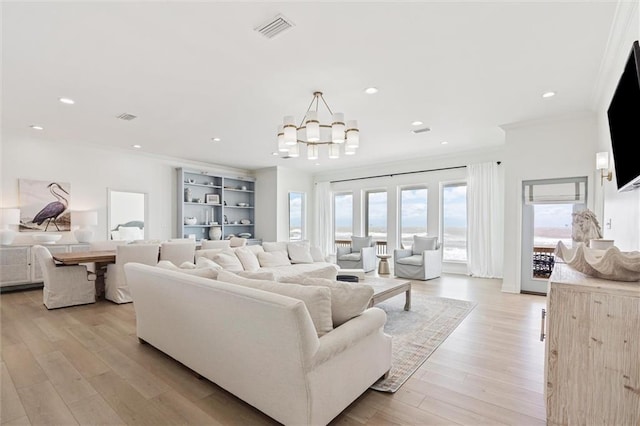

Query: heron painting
<box><xmin>19</xmin><ymin>179</ymin><xmax>71</xmax><ymax>232</ymax></box>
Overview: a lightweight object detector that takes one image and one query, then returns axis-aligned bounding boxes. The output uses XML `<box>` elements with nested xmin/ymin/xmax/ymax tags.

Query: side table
<box><xmin>376</xmin><ymin>254</ymin><xmax>392</xmax><ymax>275</ymax></box>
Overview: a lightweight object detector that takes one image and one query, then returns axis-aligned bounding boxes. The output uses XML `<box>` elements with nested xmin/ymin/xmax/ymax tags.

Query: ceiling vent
<box><xmin>411</xmin><ymin>127</ymin><xmax>431</xmax><ymax>134</ymax></box>
<box><xmin>116</xmin><ymin>113</ymin><xmax>137</xmax><ymax>121</ymax></box>
<box><xmin>255</xmin><ymin>14</ymin><xmax>294</xmax><ymax>39</ymax></box>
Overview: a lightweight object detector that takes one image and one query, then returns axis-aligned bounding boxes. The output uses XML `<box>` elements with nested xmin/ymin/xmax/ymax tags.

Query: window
<box><xmin>442</xmin><ymin>183</ymin><xmax>467</xmax><ymax>262</ymax></box>
<box><xmin>288</xmin><ymin>192</ymin><xmax>304</xmax><ymax>241</ymax></box>
<box><xmin>334</xmin><ymin>192</ymin><xmax>353</xmax><ymax>245</ymax></box>
<box><xmin>366</xmin><ymin>190</ymin><xmax>387</xmax><ymax>243</ymax></box>
<box><xmin>400</xmin><ymin>187</ymin><xmax>428</xmax><ymax>249</ymax></box>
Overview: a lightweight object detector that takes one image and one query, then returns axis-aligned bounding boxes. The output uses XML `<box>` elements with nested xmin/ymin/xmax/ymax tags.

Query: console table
<box><xmin>544</xmin><ymin>263</ymin><xmax>640</xmax><ymax>425</ymax></box>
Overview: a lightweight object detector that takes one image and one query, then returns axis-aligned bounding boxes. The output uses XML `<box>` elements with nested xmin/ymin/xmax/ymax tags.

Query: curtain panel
<box><xmin>466</xmin><ymin>162</ymin><xmax>504</xmax><ymax>278</ymax></box>
<box><xmin>313</xmin><ymin>181</ymin><xmax>333</xmax><ymax>257</ymax></box>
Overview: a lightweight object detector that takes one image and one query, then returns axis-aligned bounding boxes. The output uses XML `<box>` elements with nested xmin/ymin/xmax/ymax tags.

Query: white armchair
<box><xmin>394</xmin><ymin>236</ymin><xmax>442</xmax><ymax>280</ymax></box>
<box><xmin>105</xmin><ymin>243</ymin><xmax>160</xmax><ymax>304</ymax></box>
<box><xmin>33</xmin><ymin>245</ymin><xmax>96</xmax><ymax>309</ymax></box>
<box><xmin>336</xmin><ymin>235</ymin><xmax>377</xmax><ymax>272</ymax></box>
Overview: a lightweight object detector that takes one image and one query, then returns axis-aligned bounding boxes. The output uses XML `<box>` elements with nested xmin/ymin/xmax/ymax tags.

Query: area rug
<box><xmin>370</xmin><ymin>293</ymin><xmax>476</xmax><ymax>393</ymax></box>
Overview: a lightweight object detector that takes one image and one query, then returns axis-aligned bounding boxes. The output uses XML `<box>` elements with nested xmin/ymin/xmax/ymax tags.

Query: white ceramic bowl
<box><xmin>33</xmin><ymin>233</ymin><xmax>62</xmax><ymax>244</ymax></box>
<box><xmin>184</xmin><ymin>217</ymin><xmax>197</xmax><ymax>225</ymax></box>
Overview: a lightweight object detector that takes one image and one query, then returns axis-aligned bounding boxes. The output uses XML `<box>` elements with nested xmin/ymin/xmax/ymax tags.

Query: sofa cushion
<box><xmin>257</xmin><ymin>251</ymin><xmax>291</xmax><ymax>267</ymax></box>
<box><xmin>262</xmin><ymin>241</ymin><xmax>288</xmax><ymax>253</ymax></box>
<box><xmin>216</xmin><ymin>271</ymin><xmax>333</xmax><ymax>336</ymax></box>
<box><xmin>412</xmin><ymin>235</ymin><xmax>438</xmax><ymax>255</ymax></box>
<box><xmin>211</xmin><ymin>250</ymin><xmax>244</xmax><ymax>271</ymax></box>
<box><xmin>287</xmin><ymin>242</ymin><xmax>314</xmax><ymax>264</ymax></box>
<box><xmin>396</xmin><ymin>254</ymin><xmax>424</xmax><ymax>266</ymax></box>
<box><xmin>195</xmin><ymin>248</ymin><xmax>224</xmax><ymax>261</ymax></box>
<box><xmin>310</xmin><ymin>246</ymin><xmax>325</xmax><ymax>262</ymax></box>
<box><xmin>351</xmin><ymin>236</ymin><xmax>373</xmax><ymax>253</ymax></box>
<box><xmin>235</xmin><ymin>248</ymin><xmax>261</xmax><ymax>272</ymax></box>
<box><xmin>236</xmin><ymin>270</ymin><xmax>276</xmax><ymax>281</ymax></box>
<box><xmin>277</xmin><ymin>265</ymin><xmax>340</xmax><ymax>283</ymax></box>
<box><xmin>338</xmin><ymin>252</ymin><xmax>362</xmax><ymax>261</ymax></box>
<box><xmin>301</xmin><ymin>277</ymin><xmax>374</xmax><ymax>327</ymax></box>
<box><xmin>246</xmin><ymin>245</ymin><xmax>265</xmax><ymax>255</ymax></box>
<box><xmin>156</xmin><ymin>260</ymin><xmax>220</xmax><ymax>279</ymax></box>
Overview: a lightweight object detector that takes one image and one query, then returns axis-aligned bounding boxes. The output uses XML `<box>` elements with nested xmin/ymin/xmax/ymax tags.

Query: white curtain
<box><xmin>466</xmin><ymin>162</ymin><xmax>504</xmax><ymax>278</ymax></box>
<box><xmin>314</xmin><ymin>181</ymin><xmax>333</xmax><ymax>257</ymax></box>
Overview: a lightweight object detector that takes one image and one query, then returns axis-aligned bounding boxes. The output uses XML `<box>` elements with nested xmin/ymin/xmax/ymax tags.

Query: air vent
<box><xmin>116</xmin><ymin>113</ymin><xmax>137</xmax><ymax>121</ymax></box>
<box><xmin>255</xmin><ymin>14</ymin><xmax>294</xmax><ymax>39</ymax></box>
<box><xmin>411</xmin><ymin>127</ymin><xmax>431</xmax><ymax>134</ymax></box>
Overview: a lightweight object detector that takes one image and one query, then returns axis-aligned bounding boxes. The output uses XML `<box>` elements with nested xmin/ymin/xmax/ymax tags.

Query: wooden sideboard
<box><xmin>544</xmin><ymin>263</ymin><xmax>640</xmax><ymax>425</ymax></box>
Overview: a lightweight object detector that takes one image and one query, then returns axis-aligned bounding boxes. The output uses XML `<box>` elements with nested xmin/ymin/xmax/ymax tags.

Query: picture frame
<box><xmin>206</xmin><ymin>194</ymin><xmax>220</xmax><ymax>204</ymax></box>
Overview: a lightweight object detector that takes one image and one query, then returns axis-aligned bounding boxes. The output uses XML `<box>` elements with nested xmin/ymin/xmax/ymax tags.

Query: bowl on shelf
<box><xmin>33</xmin><ymin>233</ymin><xmax>62</xmax><ymax>244</ymax></box>
<box><xmin>240</xmin><ymin>219</ymin><xmax>251</xmax><ymax>225</ymax></box>
<box><xmin>184</xmin><ymin>217</ymin><xmax>198</xmax><ymax>225</ymax></box>
<box><xmin>237</xmin><ymin>203</ymin><xmax>249</xmax><ymax>207</ymax></box>
<box><xmin>238</xmin><ymin>232</ymin><xmax>252</xmax><ymax>238</ymax></box>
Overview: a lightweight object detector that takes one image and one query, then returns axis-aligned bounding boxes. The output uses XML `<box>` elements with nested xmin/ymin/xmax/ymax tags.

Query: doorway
<box><xmin>521</xmin><ymin>177</ymin><xmax>587</xmax><ymax>294</ymax></box>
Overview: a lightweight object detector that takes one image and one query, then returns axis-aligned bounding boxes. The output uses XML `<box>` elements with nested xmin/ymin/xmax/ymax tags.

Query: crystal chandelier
<box><xmin>277</xmin><ymin>91</ymin><xmax>359</xmax><ymax>159</ymax></box>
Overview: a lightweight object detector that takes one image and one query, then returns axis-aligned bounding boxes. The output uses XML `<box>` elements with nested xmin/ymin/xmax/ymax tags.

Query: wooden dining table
<box><xmin>52</xmin><ymin>250</ymin><xmax>117</xmax><ymax>299</ymax></box>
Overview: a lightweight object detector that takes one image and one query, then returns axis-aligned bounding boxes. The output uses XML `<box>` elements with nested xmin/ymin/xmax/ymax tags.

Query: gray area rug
<box><xmin>370</xmin><ymin>293</ymin><xmax>476</xmax><ymax>393</ymax></box>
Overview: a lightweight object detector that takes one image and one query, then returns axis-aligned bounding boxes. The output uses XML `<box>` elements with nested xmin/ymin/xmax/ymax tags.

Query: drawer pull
<box><xmin>540</xmin><ymin>308</ymin><xmax>546</xmax><ymax>342</ymax></box>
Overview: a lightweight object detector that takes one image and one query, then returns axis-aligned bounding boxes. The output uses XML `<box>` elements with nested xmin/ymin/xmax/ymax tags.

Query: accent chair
<box><xmin>105</xmin><ymin>243</ymin><xmax>160</xmax><ymax>304</ymax></box>
<box><xmin>336</xmin><ymin>235</ymin><xmax>377</xmax><ymax>272</ymax></box>
<box><xmin>394</xmin><ymin>235</ymin><xmax>442</xmax><ymax>280</ymax></box>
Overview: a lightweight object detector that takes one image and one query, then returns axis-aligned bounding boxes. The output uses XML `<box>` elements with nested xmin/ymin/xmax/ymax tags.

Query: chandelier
<box><xmin>277</xmin><ymin>91</ymin><xmax>359</xmax><ymax>159</ymax></box>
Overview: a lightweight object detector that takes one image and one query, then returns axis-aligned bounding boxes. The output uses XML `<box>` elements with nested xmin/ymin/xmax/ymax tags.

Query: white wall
<box><xmin>254</xmin><ymin>167</ymin><xmax>278</xmax><ymax>242</ymax></box>
<box><xmin>595</xmin><ymin>1</ymin><xmax>640</xmax><ymax>252</ymax></box>
<box><xmin>1</xmin><ymin>136</ymin><xmax>251</xmax><ymax>245</ymax></box>
<box><xmin>501</xmin><ymin>113</ymin><xmax>599</xmax><ymax>293</ymax></box>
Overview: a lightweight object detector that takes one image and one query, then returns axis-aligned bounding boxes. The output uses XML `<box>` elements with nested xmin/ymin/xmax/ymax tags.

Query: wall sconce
<box><xmin>596</xmin><ymin>152</ymin><xmax>612</xmax><ymax>185</ymax></box>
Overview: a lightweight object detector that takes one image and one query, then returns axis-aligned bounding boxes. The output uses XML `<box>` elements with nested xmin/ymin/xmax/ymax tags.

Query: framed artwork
<box><xmin>19</xmin><ymin>179</ymin><xmax>71</xmax><ymax>232</ymax></box>
<box><xmin>206</xmin><ymin>194</ymin><xmax>220</xmax><ymax>204</ymax></box>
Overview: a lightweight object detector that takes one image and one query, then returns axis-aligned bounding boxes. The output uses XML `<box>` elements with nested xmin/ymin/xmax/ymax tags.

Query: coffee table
<box><xmin>364</xmin><ymin>277</ymin><xmax>411</xmax><ymax>311</ymax></box>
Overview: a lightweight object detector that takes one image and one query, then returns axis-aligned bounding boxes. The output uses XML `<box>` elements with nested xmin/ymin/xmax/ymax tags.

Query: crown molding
<box><xmin>499</xmin><ymin>111</ymin><xmax>596</xmax><ymax>132</ymax></box>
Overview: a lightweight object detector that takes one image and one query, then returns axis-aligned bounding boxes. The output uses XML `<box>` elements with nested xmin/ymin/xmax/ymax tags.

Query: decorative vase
<box><xmin>209</xmin><ymin>227</ymin><xmax>222</xmax><ymax>240</ymax></box>
<box><xmin>184</xmin><ymin>187</ymin><xmax>192</xmax><ymax>202</ymax></box>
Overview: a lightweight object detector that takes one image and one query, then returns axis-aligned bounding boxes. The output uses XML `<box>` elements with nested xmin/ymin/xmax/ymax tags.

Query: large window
<box><xmin>442</xmin><ymin>183</ymin><xmax>467</xmax><ymax>262</ymax></box>
<box><xmin>288</xmin><ymin>192</ymin><xmax>305</xmax><ymax>241</ymax></box>
<box><xmin>334</xmin><ymin>192</ymin><xmax>353</xmax><ymax>243</ymax></box>
<box><xmin>400</xmin><ymin>187</ymin><xmax>428</xmax><ymax>249</ymax></box>
<box><xmin>366</xmin><ymin>190</ymin><xmax>387</xmax><ymax>243</ymax></box>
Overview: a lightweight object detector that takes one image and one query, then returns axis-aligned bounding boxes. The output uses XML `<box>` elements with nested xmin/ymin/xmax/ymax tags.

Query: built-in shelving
<box><xmin>177</xmin><ymin>168</ymin><xmax>256</xmax><ymax>242</ymax></box>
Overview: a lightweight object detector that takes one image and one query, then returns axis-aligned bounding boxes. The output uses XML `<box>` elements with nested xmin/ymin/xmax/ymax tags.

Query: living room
<box><xmin>1</xmin><ymin>2</ymin><xmax>639</xmax><ymax>425</ymax></box>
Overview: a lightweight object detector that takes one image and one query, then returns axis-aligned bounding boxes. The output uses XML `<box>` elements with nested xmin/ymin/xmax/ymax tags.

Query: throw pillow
<box><xmin>245</xmin><ymin>244</ymin><xmax>265</xmax><ymax>256</ymax></box>
<box><xmin>180</xmin><ymin>261</ymin><xmax>196</xmax><ymax>269</ymax></box>
<box><xmin>262</xmin><ymin>241</ymin><xmax>288</xmax><ymax>253</ymax></box>
<box><xmin>236</xmin><ymin>270</ymin><xmax>276</xmax><ymax>281</ymax></box>
<box><xmin>277</xmin><ymin>265</ymin><xmax>340</xmax><ymax>283</ymax></box>
<box><xmin>351</xmin><ymin>236</ymin><xmax>373</xmax><ymax>252</ymax></box>
<box><xmin>301</xmin><ymin>277</ymin><xmax>374</xmax><ymax>327</ymax></box>
<box><xmin>234</xmin><ymin>247</ymin><xmax>261</xmax><ymax>272</ymax></box>
<box><xmin>195</xmin><ymin>257</ymin><xmax>223</xmax><ymax>270</ymax></box>
<box><xmin>156</xmin><ymin>260</ymin><xmax>219</xmax><ymax>279</ymax></box>
<box><xmin>195</xmin><ymin>248</ymin><xmax>225</xmax><ymax>261</ymax></box>
<box><xmin>118</xmin><ymin>226</ymin><xmax>143</xmax><ymax>241</ymax></box>
<box><xmin>211</xmin><ymin>249</ymin><xmax>244</xmax><ymax>272</ymax></box>
<box><xmin>287</xmin><ymin>242</ymin><xmax>314</xmax><ymax>264</ymax></box>
<box><xmin>309</xmin><ymin>246</ymin><xmax>325</xmax><ymax>262</ymax></box>
<box><xmin>216</xmin><ymin>271</ymin><xmax>333</xmax><ymax>336</ymax></box>
<box><xmin>257</xmin><ymin>251</ymin><xmax>291</xmax><ymax>267</ymax></box>
<box><xmin>412</xmin><ymin>235</ymin><xmax>438</xmax><ymax>255</ymax></box>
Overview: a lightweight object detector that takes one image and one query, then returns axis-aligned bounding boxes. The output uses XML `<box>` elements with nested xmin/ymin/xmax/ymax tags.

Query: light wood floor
<box><xmin>0</xmin><ymin>273</ymin><xmax>547</xmax><ymax>425</ymax></box>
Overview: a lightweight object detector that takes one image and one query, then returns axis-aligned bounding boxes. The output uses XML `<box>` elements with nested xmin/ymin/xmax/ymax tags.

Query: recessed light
<box><xmin>542</xmin><ymin>91</ymin><xmax>556</xmax><ymax>98</ymax></box>
<box><xmin>30</xmin><ymin>125</ymin><xmax>44</xmax><ymax>130</ymax></box>
<box><xmin>441</xmin><ymin>141</ymin><xmax>448</xmax><ymax>145</ymax></box>
<box><xmin>411</xmin><ymin>121</ymin><xmax>423</xmax><ymax>126</ymax></box>
<box><xmin>59</xmin><ymin>97</ymin><xmax>75</xmax><ymax>104</ymax></box>
<box><xmin>212</xmin><ymin>137</ymin><xmax>221</xmax><ymax>142</ymax></box>
<box><xmin>271</xmin><ymin>152</ymin><xmax>279</xmax><ymax>156</ymax></box>
<box><xmin>364</xmin><ymin>87</ymin><xmax>378</xmax><ymax>94</ymax></box>
<box><xmin>132</xmin><ymin>144</ymin><xmax>142</xmax><ymax>149</ymax></box>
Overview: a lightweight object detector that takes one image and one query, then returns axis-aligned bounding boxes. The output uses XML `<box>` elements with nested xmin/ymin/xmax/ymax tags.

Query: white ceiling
<box><xmin>1</xmin><ymin>1</ymin><xmax>619</xmax><ymax>173</ymax></box>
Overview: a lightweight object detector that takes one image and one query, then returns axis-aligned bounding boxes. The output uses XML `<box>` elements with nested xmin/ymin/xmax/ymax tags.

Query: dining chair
<box><xmin>33</xmin><ymin>245</ymin><xmax>96</xmax><ymax>309</ymax></box>
<box><xmin>105</xmin><ymin>243</ymin><xmax>160</xmax><ymax>304</ymax></box>
<box><xmin>159</xmin><ymin>240</ymin><xmax>197</xmax><ymax>266</ymax></box>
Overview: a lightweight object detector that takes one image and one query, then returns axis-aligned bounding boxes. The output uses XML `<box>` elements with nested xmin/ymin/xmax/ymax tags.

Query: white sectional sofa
<box><xmin>193</xmin><ymin>240</ymin><xmax>340</xmax><ymax>281</ymax></box>
<box><xmin>124</xmin><ymin>263</ymin><xmax>392</xmax><ymax>426</ymax></box>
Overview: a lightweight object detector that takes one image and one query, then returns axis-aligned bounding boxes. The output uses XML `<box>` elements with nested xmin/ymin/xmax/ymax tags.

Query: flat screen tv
<box><xmin>607</xmin><ymin>40</ymin><xmax>640</xmax><ymax>192</ymax></box>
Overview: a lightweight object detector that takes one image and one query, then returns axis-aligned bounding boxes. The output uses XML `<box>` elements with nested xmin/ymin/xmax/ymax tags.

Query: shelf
<box><xmin>224</xmin><ymin>224</ymin><xmax>254</xmax><ymax>227</ymax></box>
<box><xmin>184</xmin><ymin>202</ymin><xmax>222</xmax><ymax>206</ymax></box>
<box><xmin>184</xmin><ymin>182</ymin><xmax>222</xmax><ymax>188</ymax></box>
<box><xmin>223</xmin><ymin>188</ymin><xmax>254</xmax><ymax>193</ymax></box>
<box><xmin>184</xmin><ymin>224</ymin><xmax>221</xmax><ymax>228</ymax></box>
<box><xmin>225</xmin><ymin>206</ymin><xmax>254</xmax><ymax>209</ymax></box>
